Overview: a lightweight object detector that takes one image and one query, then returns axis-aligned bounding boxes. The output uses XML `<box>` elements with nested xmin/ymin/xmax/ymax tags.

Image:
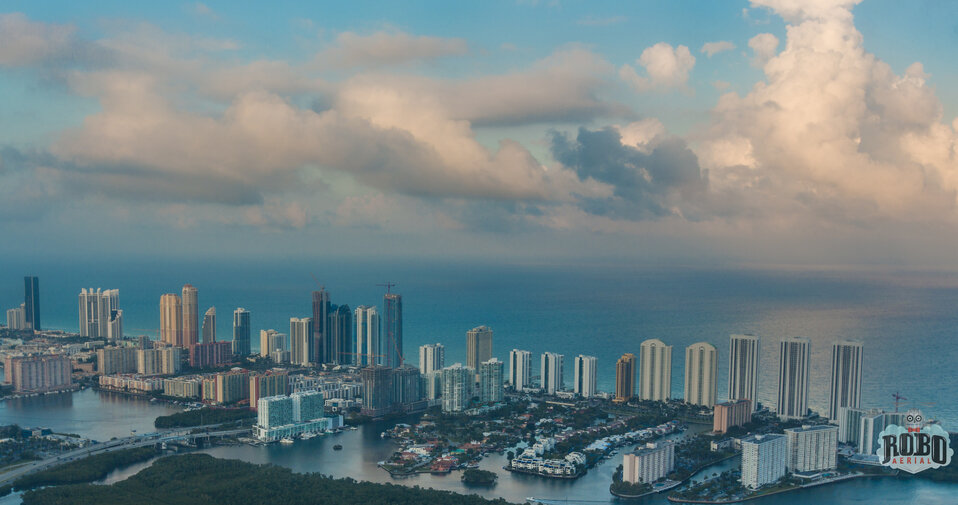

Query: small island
<box><xmin>462</xmin><ymin>468</ymin><xmax>498</xmax><ymax>486</ymax></box>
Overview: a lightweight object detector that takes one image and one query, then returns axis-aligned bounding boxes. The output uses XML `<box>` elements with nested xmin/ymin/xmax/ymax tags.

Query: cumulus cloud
<box><xmin>620</xmin><ymin>42</ymin><xmax>695</xmax><ymax>92</ymax></box>
<box><xmin>0</xmin><ymin>13</ymin><xmax>77</xmax><ymax>66</ymax></box>
<box><xmin>747</xmin><ymin>33</ymin><xmax>779</xmax><ymax>67</ymax></box>
<box><xmin>700</xmin><ymin>0</ymin><xmax>958</xmax><ymax>224</ymax></box>
<box><xmin>315</xmin><ymin>30</ymin><xmax>468</xmax><ymax>68</ymax></box>
<box><xmin>701</xmin><ymin>41</ymin><xmax>736</xmax><ymax>58</ymax></box>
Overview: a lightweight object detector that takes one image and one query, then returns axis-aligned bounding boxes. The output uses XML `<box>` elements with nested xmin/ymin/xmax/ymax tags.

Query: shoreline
<box><xmin>666</xmin><ymin>472</ymin><xmax>889</xmax><ymax>504</ymax></box>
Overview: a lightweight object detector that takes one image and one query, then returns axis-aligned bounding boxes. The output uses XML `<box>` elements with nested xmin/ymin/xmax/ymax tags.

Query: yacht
<box><xmin>280</xmin><ymin>438</ymin><xmax>295</xmax><ymax>445</ymax></box>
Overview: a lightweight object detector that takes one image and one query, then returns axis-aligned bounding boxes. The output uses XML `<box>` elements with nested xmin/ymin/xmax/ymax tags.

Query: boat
<box><xmin>333</xmin><ymin>444</ymin><xmax>343</xmax><ymax>450</ymax></box>
<box><xmin>300</xmin><ymin>432</ymin><xmax>316</xmax><ymax>440</ymax></box>
<box><xmin>280</xmin><ymin>438</ymin><xmax>295</xmax><ymax>445</ymax></box>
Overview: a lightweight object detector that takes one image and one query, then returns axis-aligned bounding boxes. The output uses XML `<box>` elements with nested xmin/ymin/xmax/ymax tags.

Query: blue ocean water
<box><xmin>3</xmin><ymin>259</ymin><xmax>957</xmax><ymax>428</ymax></box>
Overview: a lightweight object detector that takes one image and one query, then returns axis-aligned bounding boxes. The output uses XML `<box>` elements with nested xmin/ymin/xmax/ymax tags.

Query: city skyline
<box><xmin>1</xmin><ymin>1</ymin><xmax>958</xmax><ymax>267</ymax></box>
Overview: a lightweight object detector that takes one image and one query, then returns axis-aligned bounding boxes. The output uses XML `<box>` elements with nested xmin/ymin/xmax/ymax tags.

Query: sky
<box><xmin>1</xmin><ymin>0</ymin><xmax>957</xmax><ymax>267</ymax></box>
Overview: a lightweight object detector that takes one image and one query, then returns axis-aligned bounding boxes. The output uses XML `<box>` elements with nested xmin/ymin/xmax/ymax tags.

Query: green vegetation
<box><xmin>461</xmin><ymin>468</ymin><xmax>497</xmax><ymax>486</ymax></box>
<box><xmin>13</xmin><ymin>447</ymin><xmax>159</xmax><ymax>491</ymax></box>
<box><xmin>21</xmin><ymin>454</ymin><xmax>515</xmax><ymax>505</ymax></box>
<box><xmin>0</xmin><ymin>484</ymin><xmax>12</xmax><ymax>498</ymax></box>
<box><xmin>154</xmin><ymin>408</ymin><xmax>254</xmax><ymax>429</ymax></box>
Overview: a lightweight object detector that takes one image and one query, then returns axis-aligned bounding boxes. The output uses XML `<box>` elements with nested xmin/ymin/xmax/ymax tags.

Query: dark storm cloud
<box><xmin>550</xmin><ymin>126</ymin><xmax>707</xmax><ymax>219</ymax></box>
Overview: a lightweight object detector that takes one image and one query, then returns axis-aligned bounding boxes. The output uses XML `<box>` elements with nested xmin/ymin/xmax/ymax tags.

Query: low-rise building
<box><xmin>713</xmin><ymin>399</ymin><xmax>751</xmax><ymax>433</ymax></box>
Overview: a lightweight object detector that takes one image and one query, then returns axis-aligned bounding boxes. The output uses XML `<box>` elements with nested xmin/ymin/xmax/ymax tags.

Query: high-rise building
<box><xmin>858</xmin><ymin>411</ymin><xmax>894</xmax><ymax>456</ymax></box>
<box><xmin>159</xmin><ymin>294</ymin><xmax>183</xmax><ymax>347</ymax></box>
<box><xmin>837</xmin><ymin>406</ymin><xmax>877</xmax><ymax>446</ymax></box>
<box><xmin>540</xmin><ymin>352</ymin><xmax>564</xmax><ymax>395</ymax></box>
<box><xmin>615</xmin><ymin>353</ymin><xmax>637</xmax><ymax>403</ymax></box>
<box><xmin>290</xmin><ymin>317</ymin><xmax>313</xmax><ymax>366</ymax></box>
<box><xmin>136</xmin><ymin>347</ymin><xmax>181</xmax><ymax>375</ymax></box>
<box><xmin>479</xmin><ymin>358</ymin><xmax>505</xmax><ymax>403</ymax></box>
<box><xmin>189</xmin><ymin>341</ymin><xmax>232</xmax><ymax>368</ymax></box>
<box><xmin>8</xmin><ymin>355</ymin><xmax>71</xmax><ymax>392</ymax></box>
<box><xmin>777</xmin><ymin>337</ymin><xmax>810</xmax><ymax>420</ymax></box>
<box><xmin>728</xmin><ymin>334</ymin><xmax>759</xmax><ymax>410</ymax></box>
<box><xmin>828</xmin><ymin>341</ymin><xmax>863</xmax><ymax>421</ymax></box>
<box><xmin>259</xmin><ymin>329</ymin><xmax>284</xmax><ymax>357</ymax></box>
<box><xmin>392</xmin><ymin>365</ymin><xmax>424</xmax><ymax>409</ymax></box>
<box><xmin>640</xmin><ymin>339</ymin><xmax>672</xmax><ymax>402</ymax></box>
<box><xmin>23</xmin><ymin>276</ymin><xmax>40</xmax><ymax>331</ymax></box>
<box><xmin>328</xmin><ymin>304</ymin><xmax>352</xmax><ymax>365</ymax></box>
<box><xmin>311</xmin><ymin>289</ymin><xmax>331</xmax><ymax>364</ymax></box>
<box><xmin>622</xmin><ymin>442</ymin><xmax>675</xmax><ymax>485</ymax></box>
<box><xmin>384</xmin><ymin>293</ymin><xmax>403</xmax><ymax>368</ymax></box>
<box><xmin>361</xmin><ymin>365</ymin><xmax>394</xmax><ymax>417</ymax></box>
<box><xmin>6</xmin><ymin>304</ymin><xmax>26</xmax><ymax>330</ymax></box>
<box><xmin>202</xmin><ymin>306</ymin><xmax>216</xmax><ymax>344</ymax></box>
<box><xmin>213</xmin><ymin>369</ymin><xmax>250</xmax><ymax>404</ymax></box>
<box><xmin>466</xmin><ymin>326</ymin><xmax>493</xmax><ymax>373</ymax></box>
<box><xmin>419</xmin><ymin>343</ymin><xmax>445</xmax><ymax>375</ymax></box>
<box><xmin>232</xmin><ymin>308</ymin><xmax>251</xmax><ymax>356</ymax></box>
<box><xmin>741</xmin><ymin>434</ymin><xmax>786</xmax><ymax>489</ymax></box>
<box><xmin>181</xmin><ymin>284</ymin><xmax>199</xmax><ymax>347</ymax></box>
<box><xmin>684</xmin><ymin>342</ymin><xmax>717</xmax><ymax>407</ymax></box>
<box><xmin>441</xmin><ymin>363</ymin><xmax>474</xmax><ymax>412</ymax></box>
<box><xmin>250</xmin><ymin>371</ymin><xmax>288</xmax><ymax>410</ymax></box>
<box><xmin>574</xmin><ymin>355</ymin><xmax>597</xmax><ymax>398</ymax></box>
<box><xmin>713</xmin><ymin>399</ymin><xmax>752</xmax><ymax>433</ymax></box>
<box><xmin>509</xmin><ymin>349</ymin><xmax>532</xmax><ymax>391</ymax></box>
<box><xmin>355</xmin><ymin>306</ymin><xmax>381</xmax><ymax>366</ymax></box>
<box><xmin>97</xmin><ymin>346</ymin><xmax>138</xmax><ymax>375</ymax></box>
<box><xmin>785</xmin><ymin>425</ymin><xmax>838</xmax><ymax>473</ymax></box>
<box><xmin>79</xmin><ymin>288</ymin><xmax>119</xmax><ymax>339</ymax></box>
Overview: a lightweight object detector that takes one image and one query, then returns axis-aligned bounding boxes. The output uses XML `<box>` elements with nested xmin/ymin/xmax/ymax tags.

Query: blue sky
<box><xmin>1</xmin><ymin>0</ymin><xmax>958</xmax><ymax>267</ymax></box>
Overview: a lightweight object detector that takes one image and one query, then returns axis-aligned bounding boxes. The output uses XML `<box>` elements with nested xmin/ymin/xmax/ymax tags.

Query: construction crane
<box><xmin>377</xmin><ymin>281</ymin><xmax>397</xmax><ymax>294</ymax></box>
<box><xmin>892</xmin><ymin>392</ymin><xmax>907</xmax><ymax>412</ymax></box>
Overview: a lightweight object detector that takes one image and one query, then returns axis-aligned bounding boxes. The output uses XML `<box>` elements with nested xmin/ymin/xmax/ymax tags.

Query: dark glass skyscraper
<box><xmin>24</xmin><ymin>276</ymin><xmax>40</xmax><ymax>331</ymax></box>
<box><xmin>384</xmin><ymin>293</ymin><xmax>403</xmax><ymax>368</ymax></box>
<box><xmin>328</xmin><ymin>304</ymin><xmax>352</xmax><ymax>365</ymax></box>
<box><xmin>311</xmin><ymin>289</ymin><xmax>330</xmax><ymax>363</ymax></box>
<box><xmin>232</xmin><ymin>307</ymin><xmax>251</xmax><ymax>356</ymax></box>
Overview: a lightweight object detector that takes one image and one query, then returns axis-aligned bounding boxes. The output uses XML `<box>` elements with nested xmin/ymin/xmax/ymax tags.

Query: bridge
<box><xmin>0</xmin><ymin>426</ymin><xmax>251</xmax><ymax>488</ymax></box>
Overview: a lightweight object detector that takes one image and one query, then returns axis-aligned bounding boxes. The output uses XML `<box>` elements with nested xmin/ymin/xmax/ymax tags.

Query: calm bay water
<box><xmin>3</xmin><ymin>260</ymin><xmax>957</xmax><ymax>426</ymax></box>
<box><xmin>1</xmin><ymin>391</ymin><xmax>956</xmax><ymax>504</ymax></box>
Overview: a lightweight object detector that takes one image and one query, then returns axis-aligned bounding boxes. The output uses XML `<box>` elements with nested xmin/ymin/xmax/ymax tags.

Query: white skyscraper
<box><xmin>202</xmin><ymin>306</ymin><xmax>216</xmax><ymax>343</ymax></box>
<box><xmin>479</xmin><ymin>358</ymin><xmax>505</xmax><ymax>403</ymax></box>
<box><xmin>741</xmin><ymin>434</ymin><xmax>787</xmax><ymax>489</ymax></box>
<box><xmin>6</xmin><ymin>304</ymin><xmax>26</xmax><ymax>330</ymax></box>
<box><xmin>684</xmin><ymin>342</ymin><xmax>717</xmax><ymax>407</ymax></box>
<box><xmin>828</xmin><ymin>340</ymin><xmax>863</xmax><ymax>421</ymax></box>
<box><xmin>290</xmin><ymin>317</ymin><xmax>312</xmax><ymax>366</ymax></box>
<box><xmin>419</xmin><ymin>343</ymin><xmax>445</xmax><ymax>375</ymax></box>
<box><xmin>78</xmin><ymin>288</ymin><xmax>121</xmax><ymax>339</ymax></box>
<box><xmin>509</xmin><ymin>349</ymin><xmax>532</xmax><ymax>391</ymax></box>
<box><xmin>441</xmin><ymin>363</ymin><xmax>474</xmax><ymax>412</ymax></box>
<box><xmin>640</xmin><ymin>339</ymin><xmax>672</xmax><ymax>402</ymax></box>
<box><xmin>777</xmin><ymin>337</ymin><xmax>810</xmax><ymax>420</ymax></box>
<box><xmin>574</xmin><ymin>355</ymin><xmax>597</xmax><ymax>398</ymax></box>
<box><xmin>355</xmin><ymin>305</ymin><xmax>380</xmax><ymax>366</ymax></box>
<box><xmin>540</xmin><ymin>352</ymin><xmax>564</xmax><ymax>394</ymax></box>
<box><xmin>728</xmin><ymin>334</ymin><xmax>759</xmax><ymax>410</ymax></box>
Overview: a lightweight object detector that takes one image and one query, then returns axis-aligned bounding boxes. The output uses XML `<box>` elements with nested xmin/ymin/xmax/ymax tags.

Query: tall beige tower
<box><xmin>639</xmin><ymin>338</ymin><xmax>672</xmax><ymax>402</ymax></box>
<box><xmin>181</xmin><ymin>284</ymin><xmax>199</xmax><ymax>348</ymax></box>
<box><xmin>684</xmin><ymin>342</ymin><xmax>717</xmax><ymax>407</ymax></box>
<box><xmin>160</xmin><ymin>294</ymin><xmax>183</xmax><ymax>347</ymax></box>
<box><xmin>466</xmin><ymin>326</ymin><xmax>493</xmax><ymax>373</ymax></box>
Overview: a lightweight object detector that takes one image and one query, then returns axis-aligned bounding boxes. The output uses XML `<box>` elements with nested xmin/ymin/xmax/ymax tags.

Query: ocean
<box><xmin>3</xmin><ymin>259</ymin><xmax>957</xmax><ymax>428</ymax></box>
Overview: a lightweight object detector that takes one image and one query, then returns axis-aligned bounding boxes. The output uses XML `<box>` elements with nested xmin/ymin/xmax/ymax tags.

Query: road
<box><xmin>0</xmin><ymin>427</ymin><xmax>250</xmax><ymax>488</ymax></box>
